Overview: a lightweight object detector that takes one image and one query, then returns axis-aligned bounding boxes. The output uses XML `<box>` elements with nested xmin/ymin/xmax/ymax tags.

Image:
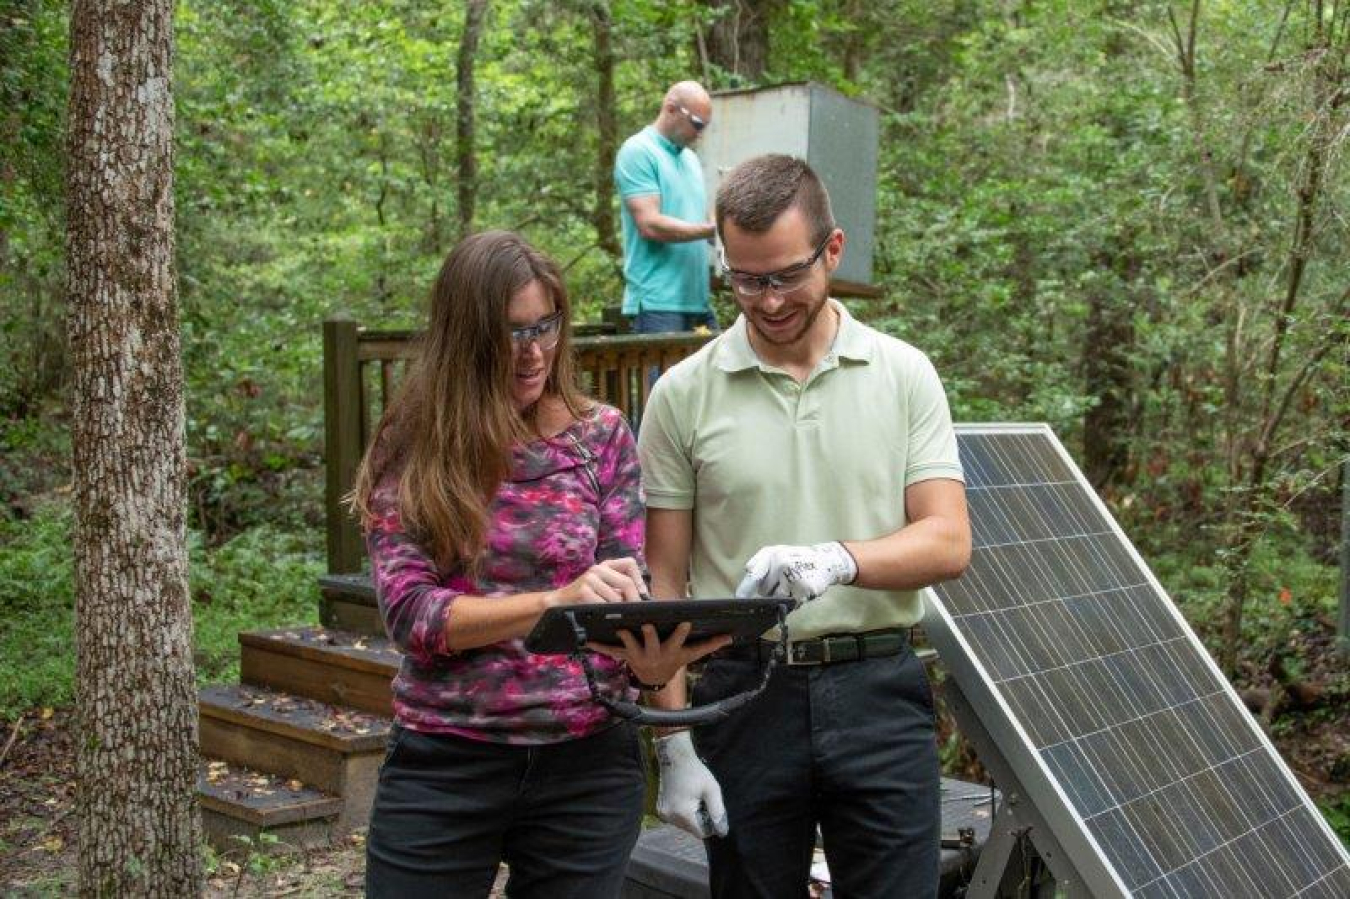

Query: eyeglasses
<box><xmin>678</xmin><ymin>105</ymin><xmax>707</xmax><ymax>132</ymax></box>
<box><xmin>720</xmin><ymin>234</ymin><xmax>831</xmax><ymax>298</ymax></box>
<box><xmin>510</xmin><ymin>311</ymin><xmax>564</xmax><ymax>351</ymax></box>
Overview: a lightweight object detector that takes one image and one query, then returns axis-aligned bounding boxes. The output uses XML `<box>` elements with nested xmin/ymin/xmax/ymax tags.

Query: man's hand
<box><xmin>734</xmin><ymin>542</ymin><xmax>857</xmax><ymax>605</ymax></box>
<box><xmin>654</xmin><ymin>731</ymin><xmax>728</xmax><ymax>839</ymax></box>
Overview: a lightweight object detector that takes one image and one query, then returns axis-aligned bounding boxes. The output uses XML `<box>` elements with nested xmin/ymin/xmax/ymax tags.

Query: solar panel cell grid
<box><xmin>925</xmin><ymin>427</ymin><xmax>1350</xmax><ymax>898</ymax></box>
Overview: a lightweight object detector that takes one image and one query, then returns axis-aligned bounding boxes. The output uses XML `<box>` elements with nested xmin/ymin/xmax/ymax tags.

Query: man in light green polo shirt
<box><xmin>637</xmin><ymin>155</ymin><xmax>971</xmax><ymax>898</ymax></box>
<box><xmin>614</xmin><ymin>81</ymin><xmax>717</xmax><ymax>333</ymax></box>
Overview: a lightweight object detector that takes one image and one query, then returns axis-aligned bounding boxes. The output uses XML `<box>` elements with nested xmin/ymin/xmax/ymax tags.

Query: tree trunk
<box><xmin>1339</xmin><ymin>457</ymin><xmax>1349</xmax><ymax>656</ymax></box>
<box><xmin>1083</xmin><ymin>284</ymin><xmax>1135</xmax><ymax>491</ymax></box>
<box><xmin>700</xmin><ymin>0</ymin><xmax>778</xmax><ymax>84</ymax></box>
<box><xmin>1083</xmin><ymin>0</ymin><xmax>1142</xmax><ymax>492</ymax></box>
<box><xmin>417</xmin><ymin>116</ymin><xmax>445</xmax><ymax>254</ymax></box>
<box><xmin>456</xmin><ymin>0</ymin><xmax>490</xmax><ymax>240</ymax></box>
<box><xmin>66</xmin><ymin>1</ymin><xmax>202</xmax><ymax>895</ymax></box>
<box><xmin>590</xmin><ymin>0</ymin><xmax>621</xmax><ymax>261</ymax></box>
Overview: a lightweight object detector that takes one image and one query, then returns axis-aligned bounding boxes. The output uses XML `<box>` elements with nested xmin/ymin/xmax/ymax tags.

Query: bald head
<box><xmin>665</xmin><ymin>81</ymin><xmax>710</xmax><ymax>108</ymax></box>
<box><xmin>656</xmin><ymin>81</ymin><xmax>712</xmax><ymax>147</ymax></box>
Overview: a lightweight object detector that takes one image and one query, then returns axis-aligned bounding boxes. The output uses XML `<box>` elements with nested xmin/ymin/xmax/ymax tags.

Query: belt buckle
<box><xmin>788</xmin><ymin>641</ymin><xmax>817</xmax><ymax>666</ymax></box>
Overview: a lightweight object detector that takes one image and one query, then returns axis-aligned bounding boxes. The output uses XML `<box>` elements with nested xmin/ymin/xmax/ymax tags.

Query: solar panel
<box><xmin>923</xmin><ymin>424</ymin><xmax>1350</xmax><ymax>898</ymax></box>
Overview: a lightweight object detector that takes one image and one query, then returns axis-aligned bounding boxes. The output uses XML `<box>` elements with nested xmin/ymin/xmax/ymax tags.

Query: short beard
<box><xmin>747</xmin><ymin>286</ymin><xmax>830</xmax><ymax>347</ymax></box>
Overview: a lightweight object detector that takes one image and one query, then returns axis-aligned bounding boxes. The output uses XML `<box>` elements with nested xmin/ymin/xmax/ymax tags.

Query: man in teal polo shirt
<box><xmin>638</xmin><ymin>155</ymin><xmax>972</xmax><ymax>898</ymax></box>
<box><xmin>615</xmin><ymin>81</ymin><xmax>717</xmax><ymax>333</ymax></box>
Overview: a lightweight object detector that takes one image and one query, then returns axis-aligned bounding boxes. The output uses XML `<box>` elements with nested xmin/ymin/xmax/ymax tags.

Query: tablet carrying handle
<box><xmin>565</xmin><ymin>604</ymin><xmax>789</xmax><ymax>728</ymax></box>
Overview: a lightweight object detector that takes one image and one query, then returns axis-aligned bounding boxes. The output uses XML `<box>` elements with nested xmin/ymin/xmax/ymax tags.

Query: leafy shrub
<box><xmin>0</xmin><ymin>500</ymin><xmax>323</xmax><ymax>718</ymax></box>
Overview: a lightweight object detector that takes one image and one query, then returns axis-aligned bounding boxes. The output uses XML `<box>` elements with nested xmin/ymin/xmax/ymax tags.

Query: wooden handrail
<box><xmin>323</xmin><ymin>317</ymin><xmax>713</xmax><ymax>574</ymax></box>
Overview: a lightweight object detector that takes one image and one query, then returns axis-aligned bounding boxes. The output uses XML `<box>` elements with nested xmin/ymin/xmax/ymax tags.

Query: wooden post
<box><xmin>324</xmin><ymin>318</ymin><xmax>365</xmax><ymax>574</ymax></box>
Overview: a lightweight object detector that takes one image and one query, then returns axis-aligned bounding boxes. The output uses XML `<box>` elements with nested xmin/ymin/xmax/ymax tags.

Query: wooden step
<box><xmin>318</xmin><ymin>572</ymin><xmax>382</xmax><ymax>635</ymax></box>
<box><xmin>198</xmin><ymin>683</ymin><xmax>389</xmax><ymax>830</ymax></box>
<box><xmin>198</xmin><ymin>758</ymin><xmax>342</xmax><ymax>854</ymax></box>
<box><xmin>240</xmin><ymin>626</ymin><xmax>400</xmax><ymax>716</ymax></box>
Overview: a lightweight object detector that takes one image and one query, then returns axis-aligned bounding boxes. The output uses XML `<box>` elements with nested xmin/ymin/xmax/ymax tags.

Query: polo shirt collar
<box><xmin>831</xmin><ymin>301</ymin><xmax>874</xmax><ymax>362</ymax></box>
<box><xmin>714</xmin><ymin>300</ymin><xmax>874</xmax><ymax>373</ymax></box>
<box><xmin>646</xmin><ymin>125</ymin><xmax>682</xmax><ymax>156</ymax></box>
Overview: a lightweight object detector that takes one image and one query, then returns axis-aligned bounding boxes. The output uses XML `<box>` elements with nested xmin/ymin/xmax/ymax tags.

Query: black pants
<box><xmin>365</xmin><ymin>722</ymin><xmax>645</xmax><ymax>899</ymax></box>
<box><xmin>693</xmin><ymin>650</ymin><xmax>940</xmax><ymax>899</ymax></box>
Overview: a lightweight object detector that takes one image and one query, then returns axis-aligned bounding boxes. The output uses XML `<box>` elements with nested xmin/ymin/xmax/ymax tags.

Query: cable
<box><xmin>566</xmin><ymin>603</ymin><xmax>790</xmax><ymax>727</ymax></box>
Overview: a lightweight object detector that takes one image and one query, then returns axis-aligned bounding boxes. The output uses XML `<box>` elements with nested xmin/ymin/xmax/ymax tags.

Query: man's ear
<box><xmin>824</xmin><ymin>228</ymin><xmax>847</xmax><ymax>273</ymax></box>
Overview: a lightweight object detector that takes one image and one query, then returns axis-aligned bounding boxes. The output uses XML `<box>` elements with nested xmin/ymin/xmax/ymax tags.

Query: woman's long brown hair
<box><xmin>350</xmin><ymin>230</ymin><xmax>586</xmax><ymax>571</ymax></box>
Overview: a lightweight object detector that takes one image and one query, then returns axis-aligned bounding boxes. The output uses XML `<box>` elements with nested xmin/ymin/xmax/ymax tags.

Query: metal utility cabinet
<box><xmin>700</xmin><ymin>82</ymin><xmax>880</xmax><ymax>296</ymax></box>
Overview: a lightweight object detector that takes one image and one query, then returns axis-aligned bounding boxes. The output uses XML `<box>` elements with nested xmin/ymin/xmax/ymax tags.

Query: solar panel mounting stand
<box><xmin>948</xmin><ymin>679</ymin><xmax>1095</xmax><ymax>899</ymax></box>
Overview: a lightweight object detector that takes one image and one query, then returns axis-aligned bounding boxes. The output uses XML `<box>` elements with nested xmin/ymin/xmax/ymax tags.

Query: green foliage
<box><xmin>0</xmin><ymin>500</ymin><xmax>322</xmax><ymax>718</ymax></box>
<box><xmin>188</xmin><ymin>523</ymin><xmax>324</xmax><ymax>685</ymax></box>
<box><xmin>0</xmin><ymin>501</ymin><xmax>75</xmax><ymax>718</ymax></box>
<box><xmin>0</xmin><ymin>0</ymin><xmax>68</xmax><ymax>418</ymax></box>
<box><xmin>1319</xmin><ymin>793</ymin><xmax>1350</xmax><ymax>848</ymax></box>
<box><xmin>1150</xmin><ymin>516</ymin><xmax>1340</xmax><ymax>658</ymax></box>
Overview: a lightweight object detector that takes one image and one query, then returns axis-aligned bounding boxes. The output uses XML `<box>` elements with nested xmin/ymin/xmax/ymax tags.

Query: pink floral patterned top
<box><xmin>365</xmin><ymin>404</ymin><xmax>644</xmax><ymax>744</ymax></box>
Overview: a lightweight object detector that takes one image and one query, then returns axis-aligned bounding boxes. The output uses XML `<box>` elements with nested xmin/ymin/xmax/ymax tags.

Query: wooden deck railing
<box><xmin>323</xmin><ymin>317</ymin><xmax>712</xmax><ymax>574</ymax></box>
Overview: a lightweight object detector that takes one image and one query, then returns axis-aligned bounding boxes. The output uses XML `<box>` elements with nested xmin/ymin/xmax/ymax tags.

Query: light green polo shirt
<box><xmin>637</xmin><ymin>302</ymin><xmax>964</xmax><ymax>639</ymax></box>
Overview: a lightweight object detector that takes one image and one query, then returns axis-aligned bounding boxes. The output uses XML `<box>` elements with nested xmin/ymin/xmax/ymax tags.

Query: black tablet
<box><xmin>524</xmin><ymin>598</ymin><xmax>791</xmax><ymax>655</ymax></box>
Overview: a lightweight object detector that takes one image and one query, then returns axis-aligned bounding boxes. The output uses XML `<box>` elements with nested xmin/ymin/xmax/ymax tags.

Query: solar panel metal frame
<box><xmin>922</xmin><ymin>423</ymin><xmax>1350</xmax><ymax>898</ymax></box>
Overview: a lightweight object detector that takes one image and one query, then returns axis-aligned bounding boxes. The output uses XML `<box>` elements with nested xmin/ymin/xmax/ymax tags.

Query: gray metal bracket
<box><xmin>946</xmin><ymin>680</ymin><xmax>1093</xmax><ymax>898</ymax></box>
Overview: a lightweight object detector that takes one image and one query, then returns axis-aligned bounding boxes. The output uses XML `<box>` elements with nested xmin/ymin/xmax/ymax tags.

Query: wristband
<box><xmin>628</xmin><ymin>670</ymin><xmax>667</xmax><ymax>692</ymax></box>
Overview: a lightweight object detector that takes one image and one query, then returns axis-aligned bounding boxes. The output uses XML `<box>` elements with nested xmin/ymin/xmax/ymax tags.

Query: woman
<box><xmin>352</xmin><ymin>231</ymin><xmax>719</xmax><ymax>898</ymax></box>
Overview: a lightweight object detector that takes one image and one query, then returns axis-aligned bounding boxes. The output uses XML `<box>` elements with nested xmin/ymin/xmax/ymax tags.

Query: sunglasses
<box><xmin>510</xmin><ymin>311</ymin><xmax>564</xmax><ymax>351</ymax></box>
<box><xmin>678</xmin><ymin>105</ymin><xmax>707</xmax><ymax>133</ymax></box>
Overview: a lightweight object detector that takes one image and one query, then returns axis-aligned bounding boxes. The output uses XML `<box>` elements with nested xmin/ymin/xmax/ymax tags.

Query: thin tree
<box><xmin>66</xmin><ymin>0</ymin><xmax>202</xmax><ymax>894</ymax></box>
<box><xmin>1165</xmin><ymin>0</ymin><xmax>1349</xmax><ymax>673</ymax></box>
<box><xmin>456</xmin><ymin>0</ymin><xmax>490</xmax><ymax>239</ymax></box>
<box><xmin>590</xmin><ymin>0</ymin><xmax>621</xmax><ymax>260</ymax></box>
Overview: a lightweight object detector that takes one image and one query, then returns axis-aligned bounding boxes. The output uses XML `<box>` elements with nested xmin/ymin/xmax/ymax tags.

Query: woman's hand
<box><xmin>589</xmin><ymin>622</ymin><xmax>731</xmax><ymax>688</ymax></box>
<box><xmin>543</xmin><ymin>557</ymin><xmax>647</xmax><ymax>606</ymax></box>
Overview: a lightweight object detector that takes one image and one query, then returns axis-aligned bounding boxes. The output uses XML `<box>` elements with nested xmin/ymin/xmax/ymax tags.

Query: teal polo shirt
<box><xmin>614</xmin><ymin>126</ymin><xmax>710</xmax><ymax>316</ymax></box>
<box><xmin>637</xmin><ymin>302</ymin><xmax>965</xmax><ymax>638</ymax></box>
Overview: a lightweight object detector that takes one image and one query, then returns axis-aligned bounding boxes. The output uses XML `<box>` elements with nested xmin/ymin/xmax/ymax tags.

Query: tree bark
<box><xmin>456</xmin><ymin>0</ymin><xmax>490</xmax><ymax>240</ymax></box>
<box><xmin>590</xmin><ymin>0</ymin><xmax>621</xmax><ymax>261</ymax></box>
<box><xmin>700</xmin><ymin>0</ymin><xmax>779</xmax><ymax>84</ymax></box>
<box><xmin>66</xmin><ymin>1</ymin><xmax>202</xmax><ymax>895</ymax></box>
<box><xmin>1083</xmin><ymin>265</ymin><xmax>1136</xmax><ymax>491</ymax></box>
<box><xmin>417</xmin><ymin>115</ymin><xmax>445</xmax><ymax>254</ymax></box>
<box><xmin>1082</xmin><ymin>5</ymin><xmax>1141</xmax><ymax>492</ymax></box>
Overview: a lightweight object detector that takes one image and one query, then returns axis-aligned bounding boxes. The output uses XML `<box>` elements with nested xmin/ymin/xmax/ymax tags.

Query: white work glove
<box><xmin>734</xmin><ymin>542</ymin><xmax>858</xmax><ymax>605</ymax></box>
<box><xmin>654</xmin><ymin>731</ymin><xmax>729</xmax><ymax>839</ymax></box>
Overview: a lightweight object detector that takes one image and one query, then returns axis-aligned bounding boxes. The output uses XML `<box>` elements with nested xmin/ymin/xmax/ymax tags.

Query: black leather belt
<box><xmin>713</xmin><ymin>628</ymin><xmax>909</xmax><ymax>666</ymax></box>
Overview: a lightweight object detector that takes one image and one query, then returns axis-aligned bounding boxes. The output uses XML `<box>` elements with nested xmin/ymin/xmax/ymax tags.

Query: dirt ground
<box><xmin>0</xmin><ymin>708</ymin><xmax>512</xmax><ymax>897</ymax></box>
<box><xmin>2</xmin><ymin>622</ymin><xmax>1345</xmax><ymax>896</ymax></box>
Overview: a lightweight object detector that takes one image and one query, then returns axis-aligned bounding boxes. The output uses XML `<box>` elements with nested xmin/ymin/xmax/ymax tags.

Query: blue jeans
<box><xmin>631</xmin><ymin>308</ymin><xmax>720</xmax><ymax>334</ymax></box>
<box><xmin>366</xmin><ymin>723</ymin><xmax>645</xmax><ymax>898</ymax></box>
<box><xmin>693</xmin><ymin>650</ymin><xmax>941</xmax><ymax>898</ymax></box>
